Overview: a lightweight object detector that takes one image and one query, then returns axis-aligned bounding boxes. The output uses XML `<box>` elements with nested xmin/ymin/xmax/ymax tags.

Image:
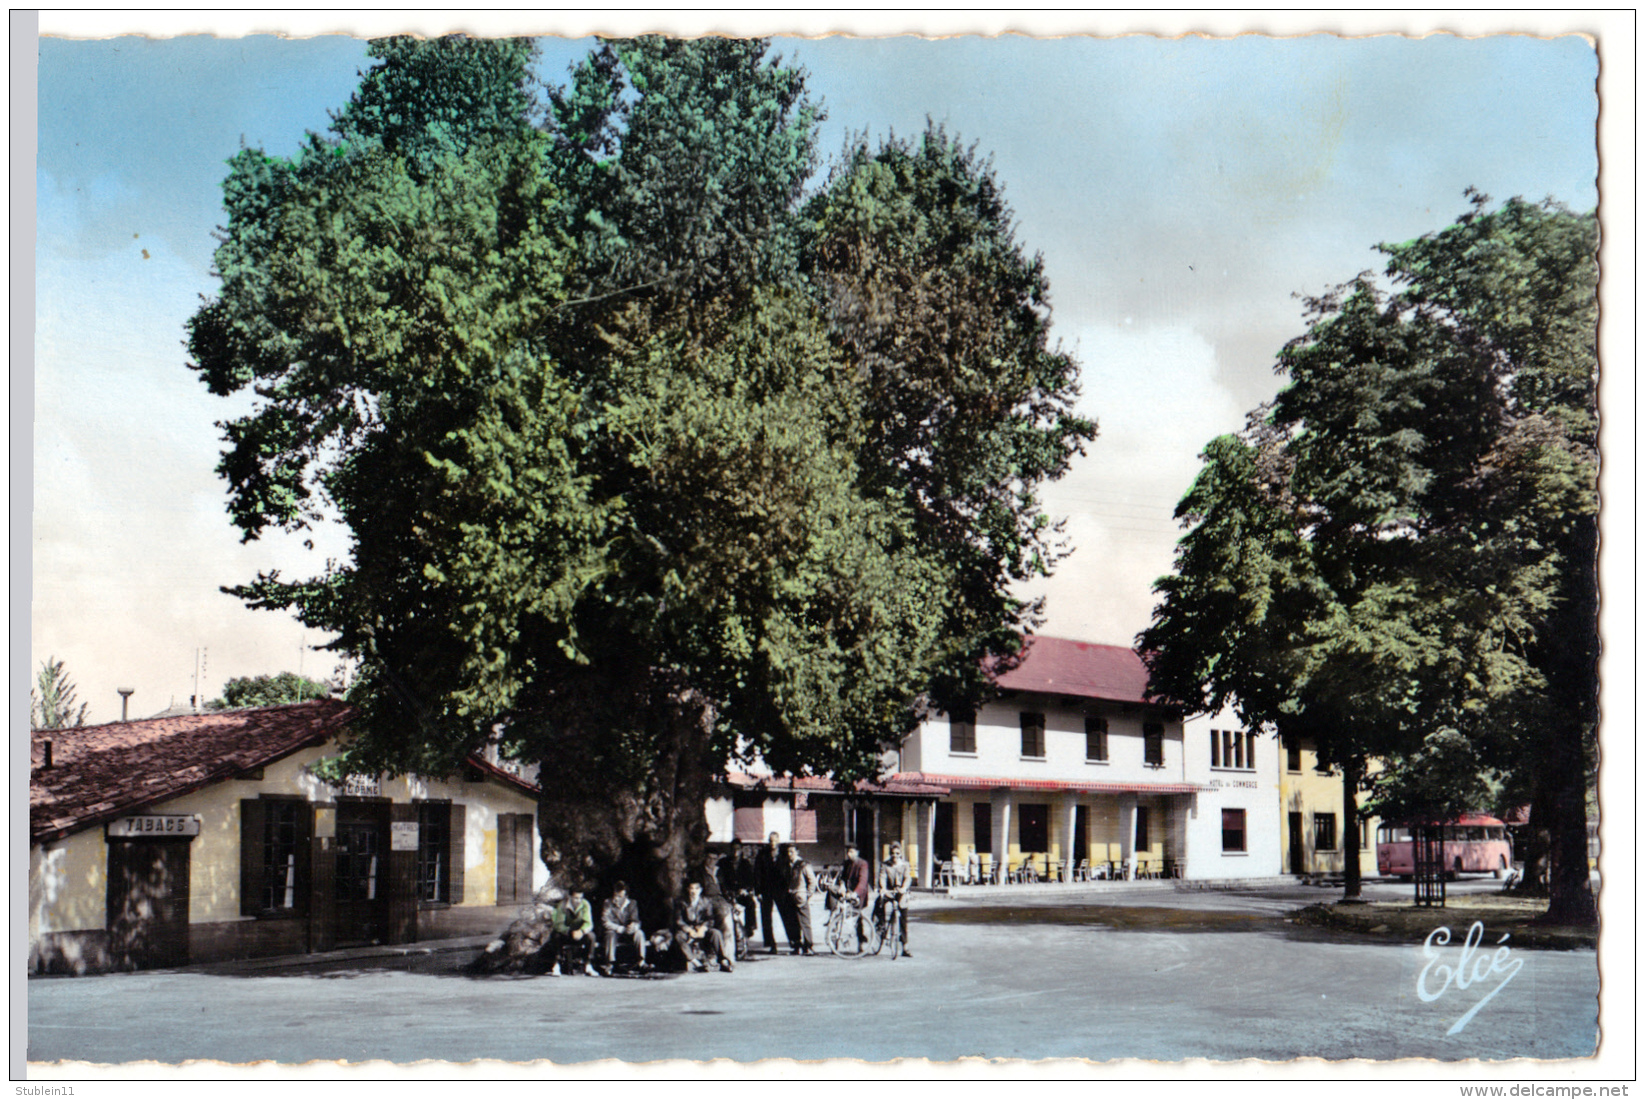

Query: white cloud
<box><xmin>1021</xmin><ymin>322</ymin><xmax>1251</xmax><ymax>646</ymax></box>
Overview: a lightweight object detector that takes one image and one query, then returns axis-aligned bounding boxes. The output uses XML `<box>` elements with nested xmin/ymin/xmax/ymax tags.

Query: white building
<box><xmin>894</xmin><ymin>636</ymin><xmax>1203</xmax><ymax>884</ymax></box>
<box><xmin>1180</xmin><ymin>708</ymin><xmax>1283</xmax><ymax>878</ymax></box>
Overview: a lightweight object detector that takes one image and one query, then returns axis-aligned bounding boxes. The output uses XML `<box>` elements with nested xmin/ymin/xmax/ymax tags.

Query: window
<box><xmin>1143</xmin><ymin>722</ymin><xmax>1165</xmax><ymax>766</ymax></box>
<box><xmin>1285</xmin><ymin>737</ymin><xmax>1302</xmax><ymax>772</ymax></box>
<box><xmin>1214</xmin><ymin>729</ymin><xmax>1258</xmax><ymax>770</ymax></box>
<box><xmin>1085</xmin><ymin>715</ymin><xmax>1109</xmax><ymax>762</ymax></box>
<box><xmin>1313</xmin><ymin>813</ymin><xmax>1337</xmax><ymax>852</ymax></box>
<box><xmin>263</xmin><ymin>801</ymin><xmax>303</xmax><ymax>910</ymax></box>
<box><xmin>949</xmin><ymin>711</ymin><xmax>977</xmax><ymax>755</ymax></box>
<box><xmin>1221</xmin><ymin>808</ymin><xmax>1247</xmax><ymax>853</ymax></box>
<box><xmin>1020</xmin><ymin>712</ymin><xmax>1046</xmax><ymax>758</ymax></box>
<box><xmin>416</xmin><ymin>801</ymin><xmax>451</xmax><ymax>903</ymax></box>
<box><xmin>1135</xmin><ymin>806</ymin><xmax>1150</xmax><ymax>850</ymax></box>
<box><xmin>1360</xmin><ymin>818</ymin><xmax>1373</xmax><ymax>850</ymax></box>
<box><xmin>240</xmin><ymin>797</ymin><xmax>311</xmax><ymax>917</ymax></box>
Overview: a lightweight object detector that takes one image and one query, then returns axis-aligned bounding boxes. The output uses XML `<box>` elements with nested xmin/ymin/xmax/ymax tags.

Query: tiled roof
<box><xmin>990</xmin><ymin>636</ymin><xmax>1156</xmax><ymax>705</ymax></box>
<box><xmin>895</xmin><ymin>772</ymin><xmax>1203</xmax><ymax>796</ymax></box>
<box><xmin>723</xmin><ymin>771</ymin><xmax>950</xmax><ymax>798</ymax></box>
<box><xmin>30</xmin><ymin>699</ymin><xmax>353</xmax><ymax>844</ymax></box>
<box><xmin>462</xmin><ymin>752</ymin><xmax>542</xmax><ymax>798</ymax></box>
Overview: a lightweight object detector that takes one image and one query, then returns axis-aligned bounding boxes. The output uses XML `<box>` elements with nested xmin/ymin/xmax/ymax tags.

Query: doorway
<box><xmin>106</xmin><ymin>838</ymin><xmax>190</xmax><ymax>970</ymax></box>
<box><xmin>335</xmin><ymin>802</ymin><xmax>388</xmax><ymax>946</ymax></box>
<box><xmin>1289</xmin><ymin>812</ymin><xmax>1306</xmax><ymax>874</ymax></box>
<box><xmin>933</xmin><ymin>802</ymin><xmax>955</xmax><ymax>863</ymax></box>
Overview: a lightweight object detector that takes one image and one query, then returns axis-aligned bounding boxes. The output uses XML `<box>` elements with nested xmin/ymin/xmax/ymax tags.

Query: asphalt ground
<box><xmin>27</xmin><ymin>878</ymin><xmax>1600</xmax><ymax>1067</ymax></box>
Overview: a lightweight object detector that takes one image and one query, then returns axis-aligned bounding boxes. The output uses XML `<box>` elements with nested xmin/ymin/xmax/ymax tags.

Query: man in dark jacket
<box><xmin>674</xmin><ymin>879</ymin><xmax>735</xmax><ymax>973</ymax></box>
<box><xmin>778</xmin><ymin>843</ymin><xmax>818</xmax><ymax>955</ymax></box>
<box><xmin>839</xmin><ymin>844</ymin><xmax>875</xmax><ymax>946</ymax></box>
<box><xmin>755</xmin><ymin>831</ymin><xmax>784</xmax><ymax>954</ymax></box>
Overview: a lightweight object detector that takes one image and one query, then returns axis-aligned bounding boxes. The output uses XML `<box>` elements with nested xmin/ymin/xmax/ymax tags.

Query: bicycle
<box><xmin>871</xmin><ymin>892</ymin><xmax>905</xmax><ymax>960</ymax></box>
<box><xmin>822</xmin><ymin>879</ymin><xmax>878</xmax><ymax>958</ymax></box>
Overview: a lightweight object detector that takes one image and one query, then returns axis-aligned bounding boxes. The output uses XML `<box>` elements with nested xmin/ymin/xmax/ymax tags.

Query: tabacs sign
<box><xmin>107</xmin><ymin>814</ymin><xmax>201</xmax><ymax>838</ymax></box>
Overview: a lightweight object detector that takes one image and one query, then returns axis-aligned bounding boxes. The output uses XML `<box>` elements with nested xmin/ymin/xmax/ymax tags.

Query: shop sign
<box><xmin>107</xmin><ymin>814</ymin><xmax>200</xmax><ymax>838</ymax></box>
<box><xmin>390</xmin><ymin>822</ymin><xmax>421</xmax><ymax>851</ymax></box>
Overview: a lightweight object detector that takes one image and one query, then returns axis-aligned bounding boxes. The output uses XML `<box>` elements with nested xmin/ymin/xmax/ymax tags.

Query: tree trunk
<box><xmin>1340</xmin><ymin>755</ymin><xmax>1362</xmax><ymax>901</ymax></box>
<box><xmin>530</xmin><ymin>668</ymin><xmax>718</xmax><ymax>933</ymax></box>
<box><xmin>1538</xmin><ymin>730</ymin><xmax>1597</xmax><ymax>926</ymax></box>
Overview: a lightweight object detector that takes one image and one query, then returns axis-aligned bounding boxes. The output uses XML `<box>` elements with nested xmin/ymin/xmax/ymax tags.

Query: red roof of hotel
<box><xmin>990</xmin><ymin>636</ymin><xmax>1155</xmax><ymax>705</ymax></box>
<box><xmin>30</xmin><ymin>699</ymin><xmax>540</xmax><ymax>844</ymax></box>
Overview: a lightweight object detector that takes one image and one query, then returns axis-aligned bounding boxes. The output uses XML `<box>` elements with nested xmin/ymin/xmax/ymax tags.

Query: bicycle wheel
<box><xmin>828</xmin><ymin>906</ymin><xmax>869</xmax><ymax>957</ymax></box>
<box><xmin>888</xmin><ymin>914</ymin><xmax>903</xmax><ymax>960</ymax></box>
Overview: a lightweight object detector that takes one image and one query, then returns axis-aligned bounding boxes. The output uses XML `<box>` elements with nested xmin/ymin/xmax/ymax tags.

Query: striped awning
<box><xmin>893</xmin><ymin>772</ymin><xmax>1203</xmax><ymax>796</ymax></box>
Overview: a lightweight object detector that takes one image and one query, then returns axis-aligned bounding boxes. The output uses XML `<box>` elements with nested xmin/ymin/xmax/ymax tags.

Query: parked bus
<box><xmin>1376</xmin><ymin>814</ymin><xmax>1514</xmax><ymax>879</ymax></box>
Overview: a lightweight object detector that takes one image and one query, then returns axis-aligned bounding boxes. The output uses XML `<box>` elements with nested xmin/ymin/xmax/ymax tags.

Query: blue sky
<box><xmin>30</xmin><ymin>18</ymin><xmax>1609</xmax><ymax>723</ymax></box>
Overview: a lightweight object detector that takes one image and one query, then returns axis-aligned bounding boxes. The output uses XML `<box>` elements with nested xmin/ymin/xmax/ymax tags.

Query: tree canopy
<box><xmin>188</xmin><ymin>35</ymin><xmax>1094</xmax><ymax>908</ymax></box>
<box><xmin>210</xmin><ymin>672</ymin><xmax>335</xmax><ymax>710</ymax></box>
<box><xmin>1140</xmin><ymin>192</ymin><xmax>1598</xmax><ymax>920</ymax></box>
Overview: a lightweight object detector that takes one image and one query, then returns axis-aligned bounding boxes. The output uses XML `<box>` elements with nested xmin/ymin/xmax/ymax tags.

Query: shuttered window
<box><xmin>949</xmin><ymin>712</ymin><xmax>977</xmax><ymax>754</ymax></box>
<box><xmin>1085</xmin><ymin>716</ymin><xmax>1109</xmax><ymax>762</ymax></box>
<box><xmin>414</xmin><ymin>800</ymin><xmax>465</xmax><ymax>905</ymax></box>
<box><xmin>1020</xmin><ymin>712</ymin><xmax>1046</xmax><ymax>758</ymax></box>
<box><xmin>1143</xmin><ymin>722</ymin><xmax>1165</xmax><ymax>766</ymax></box>
<box><xmin>496</xmin><ymin>812</ymin><xmax>536</xmax><ymax>905</ymax></box>
<box><xmin>240</xmin><ymin>797</ymin><xmax>310</xmax><ymax>917</ymax></box>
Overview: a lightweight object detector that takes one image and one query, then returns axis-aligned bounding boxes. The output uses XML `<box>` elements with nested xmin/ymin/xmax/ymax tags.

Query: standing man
<box><xmin>728</xmin><ymin>844</ymin><xmax>760</xmax><ymax>942</ymax></box>
<box><xmin>878</xmin><ymin>842</ymin><xmax>913</xmax><ymax>958</ymax></box>
<box><xmin>599</xmin><ymin>880</ymin><xmax>647</xmax><ymax>974</ymax></box>
<box><xmin>841</xmin><ymin>843</ymin><xmax>875</xmax><ymax>944</ymax></box>
<box><xmin>755</xmin><ymin>830</ymin><xmax>785</xmax><ymax>955</ymax></box>
<box><xmin>779</xmin><ymin>843</ymin><xmax>818</xmax><ymax>955</ymax></box>
<box><xmin>674</xmin><ymin>879</ymin><xmax>735</xmax><ymax>973</ymax></box>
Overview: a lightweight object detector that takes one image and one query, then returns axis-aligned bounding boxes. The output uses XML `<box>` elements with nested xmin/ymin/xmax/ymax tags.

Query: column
<box><xmin>1118</xmin><ymin>795</ymin><xmax>1138</xmax><ymax>878</ymax></box>
<box><xmin>1059</xmin><ymin>796</ymin><xmax>1080</xmax><ymax>881</ymax></box>
<box><xmin>917</xmin><ymin>800</ymin><xmax>936</xmax><ymax>888</ymax></box>
<box><xmin>991</xmin><ymin>792</ymin><xmax>1013</xmax><ymax>882</ymax></box>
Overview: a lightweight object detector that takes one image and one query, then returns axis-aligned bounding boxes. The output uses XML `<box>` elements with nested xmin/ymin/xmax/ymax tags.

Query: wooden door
<box><xmin>107</xmin><ymin>839</ymin><xmax>190</xmax><ymax>970</ymax></box>
<box><xmin>335</xmin><ymin>803</ymin><xmax>388</xmax><ymax>946</ymax></box>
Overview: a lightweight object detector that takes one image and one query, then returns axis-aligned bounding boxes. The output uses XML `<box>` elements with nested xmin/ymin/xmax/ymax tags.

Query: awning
<box><xmin>893</xmin><ymin>772</ymin><xmax>1203</xmax><ymax>796</ymax></box>
<box><xmin>721</xmin><ymin>771</ymin><xmax>950</xmax><ymax>797</ymax></box>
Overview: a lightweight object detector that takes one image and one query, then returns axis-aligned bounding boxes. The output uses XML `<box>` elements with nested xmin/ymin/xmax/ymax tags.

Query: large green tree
<box><xmin>1141</xmin><ymin>193</ymin><xmax>1598</xmax><ymax>921</ymax></box>
<box><xmin>188</xmin><ymin>36</ymin><xmax>1093</xmax><ymax>919</ymax></box>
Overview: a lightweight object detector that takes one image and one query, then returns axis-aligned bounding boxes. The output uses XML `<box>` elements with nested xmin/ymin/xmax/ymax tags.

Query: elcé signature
<box><xmin>1417</xmin><ymin>920</ymin><xmax>1525</xmax><ymax>1035</ymax></box>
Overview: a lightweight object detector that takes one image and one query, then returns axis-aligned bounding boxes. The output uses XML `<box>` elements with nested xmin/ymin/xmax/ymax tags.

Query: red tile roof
<box><xmin>895</xmin><ymin>772</ymin><xmax>1202</xmax><ymax>796</ymax></box>
<box><xmin>30</xmin><ymin>701</ymin><xmax>546</xmax><ymax>845</ymax></box>
<box><xmin>30</xmin><ymin>699</ymin><xmax>353</xmax><ymax>844</ymax></box>
<box><xmin>990</xmin><ymin>636</ymin><xmax>1155</xmax><ymax>705</ymax></box>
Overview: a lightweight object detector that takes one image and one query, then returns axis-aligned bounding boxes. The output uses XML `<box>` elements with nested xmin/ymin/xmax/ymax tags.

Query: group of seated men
<box><xmin>541</xmin><ymin>839</ymin><xmax>912</xmax><ymax>975</ymax></box>
<box><xmin>543</xmin><ymin>878</ymin><xmax>739</xmax><ymax>976</ymax></box>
